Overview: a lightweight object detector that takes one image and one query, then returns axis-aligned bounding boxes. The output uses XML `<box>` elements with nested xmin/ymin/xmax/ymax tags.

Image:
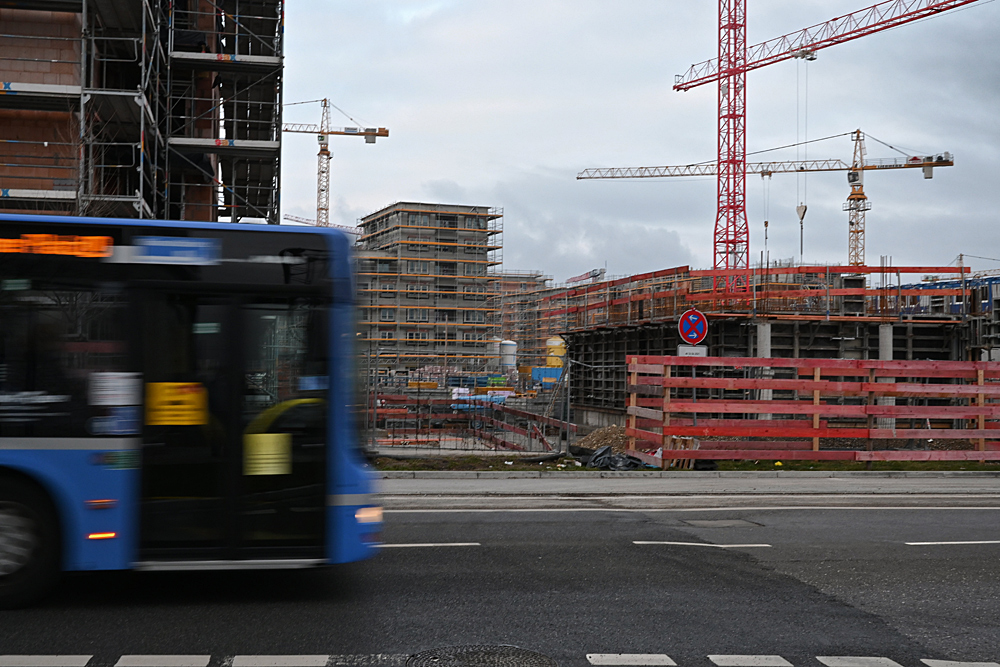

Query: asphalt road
<box><xmin>0</xmin><ymin>485</ymin><xmax>998</xmax><ymax>666</ymax></box>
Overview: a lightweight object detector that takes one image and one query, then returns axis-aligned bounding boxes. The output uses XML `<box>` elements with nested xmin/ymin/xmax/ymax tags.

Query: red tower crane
<box><xmin>614</xmin><ymin>0</ymin><xmax>980</xmax><ymax>289</ymax></box>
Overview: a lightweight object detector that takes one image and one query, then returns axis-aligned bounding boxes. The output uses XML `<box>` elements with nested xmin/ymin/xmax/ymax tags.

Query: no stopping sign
<box><xmin>678</xmin><ymin>308</ymin><xmax>708</xmax><ymax>345</ymax></box>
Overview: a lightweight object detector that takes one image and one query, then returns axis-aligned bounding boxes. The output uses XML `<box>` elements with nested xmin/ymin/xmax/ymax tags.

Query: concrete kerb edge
<box><xmin>379</xmin><ymin>470</ymin><xmax>1000</xmax><ymax>480</ymax></box>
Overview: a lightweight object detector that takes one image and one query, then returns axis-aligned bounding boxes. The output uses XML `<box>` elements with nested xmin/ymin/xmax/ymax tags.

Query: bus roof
<box><xmin>0</xmin><ymin>212</ymin><xmax>350</xmax><ymax>243</ymax></box>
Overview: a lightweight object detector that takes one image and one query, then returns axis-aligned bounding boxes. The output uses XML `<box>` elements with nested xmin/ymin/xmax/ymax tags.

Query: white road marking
<box><xmin>116</xmin><ymin>658</ymin><xmax>210</xmax><ymax>667</ymax></box>
<box><xmin>817</xmin><ymin>658</ymin><xmax>904</xmax><ymax>667</ymax></box>
<box><xmin>0</xmin><ymin>659</ymin><xmax>92</xmax><ymax>667</ymax></box>
<box><xmin>377</xmin><ymin>542</ymin><xmax>481</xmax><ymax>548</ymax></box>
<box><xmin>906</xmin><ymin>540</ymin><xmax>1000</xmax><ymax>546</ymax></box>
<box><xmin>634</xmin><ymin>541</ymin><xmax>772</xmax><ymax>548</ymax></box>
<box><xmin>587</xmin><ymin>654</ymin><xmax>676</xmax><ymax>665</ymax></box>
<box><xmin>708</xmin><ymin>656</ymin><xmax>792</xmax><ymax>667</ymax></box>
<box><xmin>232</xmin><ymin>657</ymin><xmax>329</xmax><ymax>667</ymax></box>
<box><xmin>922</xmin><ymin>661</ymin><xmax>1000</xmax><ymax>667</ymax></box>
<box><xmin>327</xmin><ymin>657</ymin><xmax>408</xmax><ymax>666</ymax></box>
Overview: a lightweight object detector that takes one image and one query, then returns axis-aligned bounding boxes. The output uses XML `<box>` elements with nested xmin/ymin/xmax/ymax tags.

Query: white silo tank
<box><xmin>500</xmin><ymin>340</ymin><xmax>517</xmax><ymax>370</ymax></box>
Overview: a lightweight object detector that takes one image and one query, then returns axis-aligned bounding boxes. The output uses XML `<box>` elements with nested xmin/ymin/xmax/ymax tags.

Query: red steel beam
<box><xmin>674</xmin><ymin>0</ymin><xmax>982</xmax><ymax>91</ymax></box>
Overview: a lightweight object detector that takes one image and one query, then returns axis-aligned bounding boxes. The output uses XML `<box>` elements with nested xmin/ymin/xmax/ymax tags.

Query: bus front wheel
<box><xmin>0</xmin><ymin>477</ymin><xmax>60</xmax><ymax>609</ymax></box>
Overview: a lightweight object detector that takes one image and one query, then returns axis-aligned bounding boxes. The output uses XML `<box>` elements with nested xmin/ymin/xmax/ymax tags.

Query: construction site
<box><xmin>2</xmin><ymin>0</ymin><xmax>998</xmax><ymax>463</ymax></box>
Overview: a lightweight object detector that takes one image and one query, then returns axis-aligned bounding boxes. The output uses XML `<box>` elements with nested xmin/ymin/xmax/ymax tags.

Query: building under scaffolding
<box><xmin>0</xmin><ymin>0</ymin><xmax>283</xmax><ymax>223</ymax></box>
<box><xmin>546</xmin><ymin>261</ymin><xmax>995</xmax><ymax>426</ymax></box>
<box><xmin>355</xmin><ymin>202</ymin><xmax>503</xmax><ymax>375</ymax></box>
<box><xmin>493</xmin><ymin>269</ymin><xmax>554</xmax><ymax>368</ymax></box>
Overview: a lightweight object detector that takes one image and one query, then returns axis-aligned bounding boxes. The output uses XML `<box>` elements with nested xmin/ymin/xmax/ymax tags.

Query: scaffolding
<box><xmin>0</xmin><ymin>0</ymin><xmax>282</xmax><ymax>223</ymax></box>
<box><xmin>492</xmin><ymin>270</ymin><xmax>558</xmax><ymax>369</ymax></box>
<box><xmin>356</xmin><ymin>202</ymin><xmax>504</xmax><ymax>375</ymax></box>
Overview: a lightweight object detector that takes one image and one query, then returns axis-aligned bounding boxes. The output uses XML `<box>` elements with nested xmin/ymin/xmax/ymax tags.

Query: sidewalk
<box><xmin>377</xmin><ymin>471</ymin><xmax>1000</xmax><ymax>510</ymax></box>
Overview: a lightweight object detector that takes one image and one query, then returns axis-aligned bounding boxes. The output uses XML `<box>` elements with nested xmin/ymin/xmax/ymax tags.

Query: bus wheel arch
<box><xmin>0</xmin><ymin>468</ymin><xmax>62</xmax><ymax>608</ymax></box>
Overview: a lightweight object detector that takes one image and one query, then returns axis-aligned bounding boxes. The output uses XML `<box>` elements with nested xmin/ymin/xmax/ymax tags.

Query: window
<box><xmin>464</xmin><ymin>310</ymin><xmax>486</xmax><ymax>324</ymax></box>
<box><xmin>464</xmin><ymin>262</ymin><xmax>486</xmax><ymax>276</ymax></box>
<box><xmin>462</xmin><ymin>332</ymin><xmax>485</xmax><ymax>348</ymax></box>
<box><xmin>380</xmin><ymin>283</ymin><xmax>395</xmax><ymax>298</ymax></box>
<box><xmin>405</xmin><ymin>331</ymin><xmax>429</xmax><ymax>346</ymax></box>
<box><xmin>436</xmin><ymin>310</ymin><xmax>456</xmax><ymax>323</ymax></box>
<box><xmin>407</xmin><ymin>283</ymin><xmax>430</xmax><ymax>299</ymax></box>
<box><xmin>407</xmin><ymin>260</ymin><xmax>429</xmax><ymax>274</ymax></box>
<box><xmin>463</xmin><ymin>284</ymin><xmax>486</xmax><ymax>301</ymax></box>
<box><xmin>439</xmin><ymin>262</ymin><xmax>457</xmax><ymax>276</ymax></box>
<box><xmin>0</xmin><ymin>286</ymin><xmax>129</xmax><ymax>438</ymax></box>
<box><xmin>406</xmin><ymin>308</ymin><xmax>429</xmax><ymax>322</ymax></box>
<box><xmin>379</xmin><ymin>308</ymin><xmax>396</xmax><ymax>322</ymax></box>
<box><xmin>379</xmin><ymin>330</ymin><xmax>396</xmax><ymax>345</ymax></box>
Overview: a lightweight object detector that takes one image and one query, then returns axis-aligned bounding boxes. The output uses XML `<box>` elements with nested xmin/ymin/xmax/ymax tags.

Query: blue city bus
<box><xmin>0</xmin><ymin>213</ymin><xmax>382</xmax><ymax>608</ymax></box>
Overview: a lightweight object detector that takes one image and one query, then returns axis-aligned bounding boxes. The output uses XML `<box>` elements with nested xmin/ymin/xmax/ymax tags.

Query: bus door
<box><xmin>137</xmin><ymin>291</ymin><xmax>328</xmax><ymax>561</ymax></box>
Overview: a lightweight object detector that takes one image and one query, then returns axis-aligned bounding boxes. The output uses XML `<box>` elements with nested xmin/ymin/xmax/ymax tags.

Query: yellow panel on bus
<box><xmin>145</xmin><ymin>382</ymin><xmax>208</xmax><ymax>425</ymax></box>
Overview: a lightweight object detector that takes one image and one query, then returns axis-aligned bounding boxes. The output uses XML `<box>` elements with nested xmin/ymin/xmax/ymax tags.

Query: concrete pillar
<box><xmin>877</xmin><ymin>324</ymin><xmax>895</xmax><ymax>432</ymax></box>
<box><xmin>757</xmin><ymin>321</ymin><xmax>772</xmax><ymax>419</ymax></box>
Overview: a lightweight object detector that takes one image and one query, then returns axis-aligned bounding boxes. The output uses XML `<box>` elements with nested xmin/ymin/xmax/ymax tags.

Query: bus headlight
<box><xmin>355</xmin><ymin>506</ymin><xmax>383</xmax><ymax>524</ymax></box>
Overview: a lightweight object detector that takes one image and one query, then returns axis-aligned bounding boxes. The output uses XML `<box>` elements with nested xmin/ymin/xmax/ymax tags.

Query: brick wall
<box><xmin>0</xmin><ymin>109</ymin><xmax>78</xmax><ymax>192</ymax></box>
<box><xmin>0</xmin><ymin>9</ymin><xmax>82</xmax><ymax>87</ymax></box>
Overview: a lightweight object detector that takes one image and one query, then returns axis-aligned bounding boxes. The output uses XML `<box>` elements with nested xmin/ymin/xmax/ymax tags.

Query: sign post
<box><xmin>678</xmin><ymin>309</ymin><xmax>709</xmax><ymax>426</ymax></box>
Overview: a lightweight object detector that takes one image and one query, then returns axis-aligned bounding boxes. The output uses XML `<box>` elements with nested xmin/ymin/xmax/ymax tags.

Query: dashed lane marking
<box><xmin>635</xmin><ymin>541</ymin><xmax>772</xmax><ymax>549</ymax></box>
<box><xmin>922</xmin><ymin>662</ymin><xmax>1000</xmax><ymax>667</ymax></box>
<box><xmin>231</xmin><ymin>658</ymin><xmax>329</xmax><ymax>667</ymax></box>
<box><xmin>708</xmin><ymin>657</ymin><xmax>793</xmax><ymax>667</ymax></box>
<box><xmin>905</xmin><ymin>540</ymin><xmax>1000</xmax><ymax>546</ymax></box>
<box><xmin>377</xmin><ymin>543</ymin><xmax>481</xmax><ymax>548</ymax></box>
<box><xmin>587</xmin><ymin>654</ymin><xmax>676</xmax><ymax>665</ymax></box>
<box><xmin>818</xmin><ymin>658</ymin><xmax>905</xmax><ymax>667</ymax></box>
<box><xmin>116</xmin><ymin>658</ymin><xmax>210</xmax><ymax>667</ymax></box>
<box><xmin>0</xmin><ymin>658</ymin><xmax>93</xmax><ymax>667</ymax></box>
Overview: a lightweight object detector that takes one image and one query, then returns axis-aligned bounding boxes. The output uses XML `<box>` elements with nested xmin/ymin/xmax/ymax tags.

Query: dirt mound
<box><xmin>574</xmin><ymin>425</ymin><xmax>631</xmax><ymax>454</ymax></box>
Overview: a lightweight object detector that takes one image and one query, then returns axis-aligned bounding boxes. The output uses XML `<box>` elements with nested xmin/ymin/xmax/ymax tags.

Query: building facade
<box><xmin>355</xmin><ymin>202</ymin><xmax>503</xmax><ymax>375</ymax></box>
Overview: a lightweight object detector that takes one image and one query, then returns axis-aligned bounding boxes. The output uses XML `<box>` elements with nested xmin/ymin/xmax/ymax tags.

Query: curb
<box><xmin>380</xmin><ymin>470</ymin><xmax>1000</xmax><ymax>480</ymax></box>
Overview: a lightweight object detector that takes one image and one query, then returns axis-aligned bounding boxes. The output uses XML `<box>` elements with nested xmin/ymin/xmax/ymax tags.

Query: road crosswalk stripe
<box><xmin>818</xmin><ymin>658</ymin><xmax>905</xmax><ymax>667</ymax></box>
<box><xmin>232</xmin><ymin>658</ymin><xmax>329</xmax><ymax>667</ymax></box>
<box><xmin>0</xmin><ymin>658</ymin><xmax>92</xmax><ymax>667</ymax></box>
<box><xmin>709</xmin><ymin>657</ymin><xmax>793</xmax><ymax>667</ymax></box>
<box><xmin>921</xmin><ymin>662</ymin><xmax>1000</xmax><ymax>667</ymax></box>
<box><xmin>116</xmin><ymin>657</ymin><xmax>210</xmax><ymax>667</ymax></box>
<box><xmin>587</xmin><ymin>655</ymin><xmax>676</xmax><ymax>665</ymax></box>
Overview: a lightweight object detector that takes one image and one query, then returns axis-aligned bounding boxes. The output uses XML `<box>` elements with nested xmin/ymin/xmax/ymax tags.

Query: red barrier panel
<box><xmin>625</xmin><ymin>355</ymin><xmax>1000</xmax><ymax>466</ymax></box>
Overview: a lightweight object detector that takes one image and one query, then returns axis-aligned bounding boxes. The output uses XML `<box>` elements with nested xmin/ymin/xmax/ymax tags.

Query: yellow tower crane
<box><xmin>282</xmin><ymin>99</ymin><xmax>388</xmax><ymax>227</ymax></box>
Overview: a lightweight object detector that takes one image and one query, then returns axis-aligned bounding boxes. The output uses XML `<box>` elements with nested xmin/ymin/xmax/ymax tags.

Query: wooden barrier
<box><xmin>625</xmin><ymin>355</ymin><xmax>1000</xmax><ymax>465</ymax></box>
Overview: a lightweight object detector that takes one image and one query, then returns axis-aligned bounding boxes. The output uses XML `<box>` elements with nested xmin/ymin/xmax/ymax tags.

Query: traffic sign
<box><xmin>678</xmin><ymin>308</ymin><xmax>708</xmax><ymax>345</ymax></box>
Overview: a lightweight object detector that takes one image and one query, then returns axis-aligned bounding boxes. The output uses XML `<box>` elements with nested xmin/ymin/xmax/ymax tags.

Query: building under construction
<box><xmin>540</xmin><ymin>261</ymin><xmax>1000</xmax><ymax>427</ymax></box>
<box><xmin>355</xmin><ymin>202</ymin><xmax>503</xmax><ymax>375</ymax></box>
<box><xmin>0</xmin><ymin>0</ymin><xmax>283</xmax><ymax>223</ymax></box>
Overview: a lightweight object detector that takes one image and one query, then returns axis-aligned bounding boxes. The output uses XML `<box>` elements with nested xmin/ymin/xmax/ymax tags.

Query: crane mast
<box><xmin>317</xmin><ymin>100</ymin><xmax>333</xmax><ymax>227</ymax></box>
<box><xmin>845</xmin><ymin>130</ymin><xmax>872</xmax><ymax>266</ymax></box>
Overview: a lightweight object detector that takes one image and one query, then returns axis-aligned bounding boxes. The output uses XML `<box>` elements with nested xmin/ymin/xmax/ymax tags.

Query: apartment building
<box><xmin>355</xmin><ymin>202</ymin><xmax>503</xmax><ymax>374</ymax></box>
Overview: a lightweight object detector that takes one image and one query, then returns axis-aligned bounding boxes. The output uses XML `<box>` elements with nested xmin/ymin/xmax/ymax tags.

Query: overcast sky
<box><xmin>279</xmin><ymin>1</ymin><xmax>1000</xmax><ymax>283</ymax></box>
